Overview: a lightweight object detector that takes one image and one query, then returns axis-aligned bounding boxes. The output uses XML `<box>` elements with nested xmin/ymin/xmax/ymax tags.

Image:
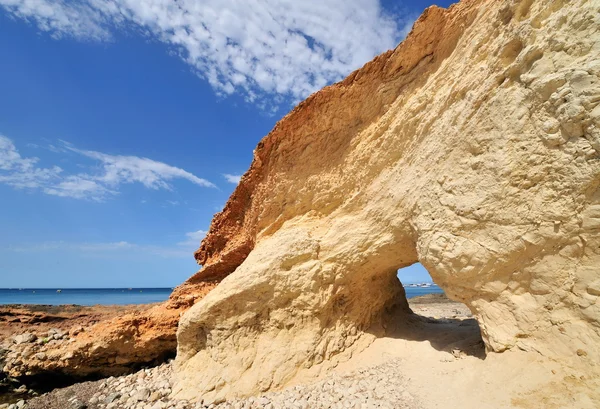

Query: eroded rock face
<box><xmin>174</xmin><ymin>0</ymin><xmax>600</xmax><ymax>402</ymax></box>
<box><xmin>1</xmin><ymin>282</ymin><xmax>218</xmax><ymax>382</ymax></box>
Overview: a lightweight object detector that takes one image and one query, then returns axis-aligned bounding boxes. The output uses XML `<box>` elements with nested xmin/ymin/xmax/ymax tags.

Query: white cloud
<box><xmin>0</xmin><ymin>0</ymin><xmax>408</xmax><ymax>108</ymax></box>
<box><xmin>0</xmin><ymin>135</ymin><xmax>215</xmax><ymax>200</ymax></box>
<box><xmin>223</xmin><ymin>173</ymin><xmax>242</xmax><ymax>184</ymax></box>
<box><xmin>43</xmin><ymin>175</ymin><xmax>117</xmax><ymax>201</ymax></box>
<box><xmin>185</xmin><ymin>229</ymin><xmax>207</xmax><ymax>241</ymax></box>
<box><xmin>4</xmin><ymin>230</ymin><xmax>208</xmax><ymax>258</ymax></box>
<box><xmin>78</xmin><ymin>240</ymin><xmax>134</xmax><ymax>251</ymax></box>
<box><xmin>5</xmin><ymin>240</ymin><xmax>189</xmax><ymax>258</ymax></box>
<box><xmin>0</xmin><ymin>0</ymin><xmax>112</xmax><ymax>41</ymax></box>
<box><xmin>66</xmin><ymin>144</ymin><xmax>215</xmax><ymax>189</ymax></box>
<box><xmin>0</xmin><ymin>135</ymin><xmax>63</xmax><ymax>189</ymax></box>
<box><xmin>177</xmin><ymin>229</ymin><xmax>207</xmax><ymax>249</ymax></box>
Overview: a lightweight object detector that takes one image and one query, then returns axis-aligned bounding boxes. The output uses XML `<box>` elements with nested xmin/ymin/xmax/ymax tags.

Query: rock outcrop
<box><xmin>1</xmin><ymin>282</ymin><xmax>217</xmax><ymax>383</ymax></box>
<box><xmin>174</xmin><ymin>0</ymin><xmax>600</xmax><ymax>402</ymax></box>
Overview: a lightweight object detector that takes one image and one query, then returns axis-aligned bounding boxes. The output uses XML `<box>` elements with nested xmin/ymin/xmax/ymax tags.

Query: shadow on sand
<box><xmin>383</xmin><ymin>311</ymin><xmax>487</xmax><ymax>359</ymax></box>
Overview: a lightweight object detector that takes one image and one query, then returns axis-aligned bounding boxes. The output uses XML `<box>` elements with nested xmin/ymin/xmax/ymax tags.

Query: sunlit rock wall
<box><xmin>175</xmin><ymin>0</ymin><xmax>600</xmax><ymax>402</ymax></box>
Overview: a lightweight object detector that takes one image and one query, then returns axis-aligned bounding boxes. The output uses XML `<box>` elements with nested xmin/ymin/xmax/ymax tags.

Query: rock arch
<box><xmin>174</xmin><ymin>0</ymin><xmax>600</xmax><ymax>402</ymax></box>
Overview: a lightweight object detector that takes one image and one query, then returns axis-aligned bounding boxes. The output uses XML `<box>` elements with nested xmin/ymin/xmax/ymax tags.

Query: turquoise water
<box><xmin>0</xmin><ymin>285</ymin><xmax>442</xmax><ymax>306</ymax></box>
<box><xmin>0</xmin><ymin>288</ymin><xmax>173</xmax><ymax>305</ymax></box>
<box><xmin>404</xmin><ymin>285</ymin><xmax>444</xmax><ymax>298</ymax></box>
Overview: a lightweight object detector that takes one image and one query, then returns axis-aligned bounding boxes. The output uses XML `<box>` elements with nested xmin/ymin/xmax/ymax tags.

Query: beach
<box><xmin>0</xmin><ymin>292</ymin><xmax>474</xmax><ymax>409</ymax></box>
<box><xmin>3</xmin><ymin>293</ymin><xmax>598</xmax><ymax>409</ymax></box>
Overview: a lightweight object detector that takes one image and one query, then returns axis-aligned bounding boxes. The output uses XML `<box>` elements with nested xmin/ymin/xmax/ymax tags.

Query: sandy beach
<box><xmin>0</xmin><ymin>294</ymin><xmax>483</xmax><ymax>409</ymax></box>
<box><xmin>0</xmin><ymin>294</ymin><xmax>468</xmax><ymax>408</ymax></box>
<box><xmin>2</xmin><ymin>296</ymin><xmax>598</xmax><ymax>409</ymax></box>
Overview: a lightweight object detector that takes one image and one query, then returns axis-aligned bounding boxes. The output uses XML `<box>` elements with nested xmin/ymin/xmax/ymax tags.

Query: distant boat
<box><xmin>56</xmin><ymin>289</ymin><xmax>62</xmax><ymax>293</ymax></box>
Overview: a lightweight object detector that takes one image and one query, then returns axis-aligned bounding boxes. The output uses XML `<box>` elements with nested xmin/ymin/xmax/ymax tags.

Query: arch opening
<box><xmin>387</xmin><ymin>262</ymin><xmax>486</xmax><ymax>359</ymax></box>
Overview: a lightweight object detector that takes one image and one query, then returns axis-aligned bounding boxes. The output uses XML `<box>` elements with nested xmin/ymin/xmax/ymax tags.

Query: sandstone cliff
<box><xmin>173</xmin><ymin>0</ymin><xmax>600</xmax><ymax>402</ymax></box>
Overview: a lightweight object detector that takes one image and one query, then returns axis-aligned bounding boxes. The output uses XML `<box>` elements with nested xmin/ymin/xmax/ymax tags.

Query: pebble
<box><xmin>14</xmin><ymin>385</ymin><xmax>27</xmax><ymax>394</ymax></box>
<box><xmin>104</xmin><ymin>392</ymin><xmax>121</xmax><ymax>404</ymax></box>
<box><xmin>134</xmin><ymin>388</ymin><xmax>150</xmax><ymax>401</ymax></box>
<box><xmin>13</xmin><ymin>334</ymin><xmax>36</xmax><ymax>345</ymax></box>
<box><xmin>10</xmin><ymin>401</ymin><xmax>25</xmax><ymax>409</ymax></box>
<box><xmin>69</xmin><ymin>399</ymin><xmax>87</xmax><ymax>409</ymax></box>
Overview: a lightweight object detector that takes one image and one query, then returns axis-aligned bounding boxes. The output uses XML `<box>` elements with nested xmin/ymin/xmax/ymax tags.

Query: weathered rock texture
<box><xmin>174</xmin><ymin>0</ymin><xmax>600</xmax><ymax>402</ymax></box>
<box><xmin>1</xmin><ymin>282</ymin><xmax>217</xmax><ymax>382</ymax></box>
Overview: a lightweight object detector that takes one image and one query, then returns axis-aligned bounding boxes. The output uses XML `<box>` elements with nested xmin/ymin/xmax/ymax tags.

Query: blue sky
<box><xmin>0</xmin><ymin>0</ymin><xmax>450</xmax><ymax>288</ymax></box>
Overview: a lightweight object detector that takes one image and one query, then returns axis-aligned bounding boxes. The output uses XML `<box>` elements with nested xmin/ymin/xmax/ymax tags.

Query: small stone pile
<box><xmin>2</xmin><ymin>328</ymin><xmax>81</xmax><ymax>375</ymax></box>
<box><xmin>220</xmin><ymin>359</ymin><xmax>416</xmax><ymax>409</ymax></box>
<box><xmin>89</xmin><ymin>363</ymin><xmax>184</xmax><ymax>409</ymax></box>
<box><xmin>14</xmin><ymin>357</ymin><xmax>417</xmax><ymax>409</ymax></box>
<box><xmin>0</xmin><ymin>328</ymin><xmax>83</xmax><ymax>405</ymax></box>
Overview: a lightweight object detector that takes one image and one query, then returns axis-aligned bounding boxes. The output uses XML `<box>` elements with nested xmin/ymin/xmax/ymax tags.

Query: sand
<box><xmin>4</xmin><ymin>295</ymin><xmax>599</xmax><ymax>409</ymax></box>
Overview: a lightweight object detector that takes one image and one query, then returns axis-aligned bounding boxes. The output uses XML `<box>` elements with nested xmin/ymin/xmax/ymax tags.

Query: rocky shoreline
<box><xmin>0</xmin><ymin>304</ymin><xmax>161</xmax><ymax>405</ymax></box>
<box><xmin>0</xmin><ymin>294</ymin><xmax>471</xmax><ymax>409</ymax></box>
<box><xmin>23</xmin><ymin>358</ymin><xmax>419</xmax><ymax>409</ymax></box>
<box><xmin>0</xmin><ymin>281</ymin><xmax>218</xmax><ymax>398</ymax></box>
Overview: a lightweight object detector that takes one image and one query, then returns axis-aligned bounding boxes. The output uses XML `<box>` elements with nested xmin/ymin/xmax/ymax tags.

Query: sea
<box><xmin>0</xmin><ymin>284</ymin><xmax>443</xmax><ymax>306</ymax></box>
<box><xmin>0</xmin><ymin>288</ymin><xmax>174</xmax><ymax>306</ymax></box>
<box><xmin>404</xmin><ymin>284</ymin><xmax>444</xmax><ymax>298</ymax></box>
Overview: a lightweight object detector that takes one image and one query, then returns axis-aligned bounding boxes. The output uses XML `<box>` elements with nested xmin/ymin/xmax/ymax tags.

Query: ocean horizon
<box><xmin>0</xmin><ymin>285</ymin><xmax>443</xmax><ymax>306</ymax></box>
<box><xmin>0</xmin><ymin>288</ymin><xmax>174</xmax><ymax>306</ymax></box>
